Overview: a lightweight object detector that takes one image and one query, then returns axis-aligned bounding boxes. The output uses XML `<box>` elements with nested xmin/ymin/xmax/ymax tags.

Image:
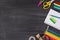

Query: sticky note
<box><xmin>50</xmin><ymin>17</ymin><xmax>56</xmax><ymax>24</ymax></box>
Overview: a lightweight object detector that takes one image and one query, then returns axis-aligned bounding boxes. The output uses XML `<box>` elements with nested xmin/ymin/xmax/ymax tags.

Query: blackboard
<box><xmin>0</xmin><ymin>0</ymin><xmax>59</xmax><ymax>40</ymax></box>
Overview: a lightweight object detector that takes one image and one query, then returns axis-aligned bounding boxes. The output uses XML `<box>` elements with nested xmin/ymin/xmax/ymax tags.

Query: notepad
<box><xmin>44</xmin><ymin>9</ymin><xmax>60</xmax><ymax>30</ymax></box>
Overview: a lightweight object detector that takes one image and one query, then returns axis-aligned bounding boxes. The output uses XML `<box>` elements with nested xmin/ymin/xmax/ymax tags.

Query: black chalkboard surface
<box><xmin>0</xmin><ymin>0</ymin><xmax>59</xmax><ymax>40</ymax></box>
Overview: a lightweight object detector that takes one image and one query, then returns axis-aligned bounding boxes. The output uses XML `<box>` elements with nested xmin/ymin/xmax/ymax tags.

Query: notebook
<box><xmin>44</xmin><ymin>9</ymin><xmax>60</xmax><ymax>30</ymax></box>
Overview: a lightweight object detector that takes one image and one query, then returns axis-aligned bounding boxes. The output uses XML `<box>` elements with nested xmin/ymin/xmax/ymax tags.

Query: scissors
<box><xmin>43</xmin><ymin>0</ymin><xmax>54</xmax><ymax>9</ymax></box>
<box><xmin>38</xmin><ymin>0</ymin><xmax>44</xmax><ymax>6</ymax></box>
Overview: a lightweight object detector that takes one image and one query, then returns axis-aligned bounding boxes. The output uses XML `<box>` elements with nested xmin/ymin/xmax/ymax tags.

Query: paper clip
<box><xmin>43</xmin><ymin>0</ymin><xmax>54</xmax><ymax>9</ymax></box>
